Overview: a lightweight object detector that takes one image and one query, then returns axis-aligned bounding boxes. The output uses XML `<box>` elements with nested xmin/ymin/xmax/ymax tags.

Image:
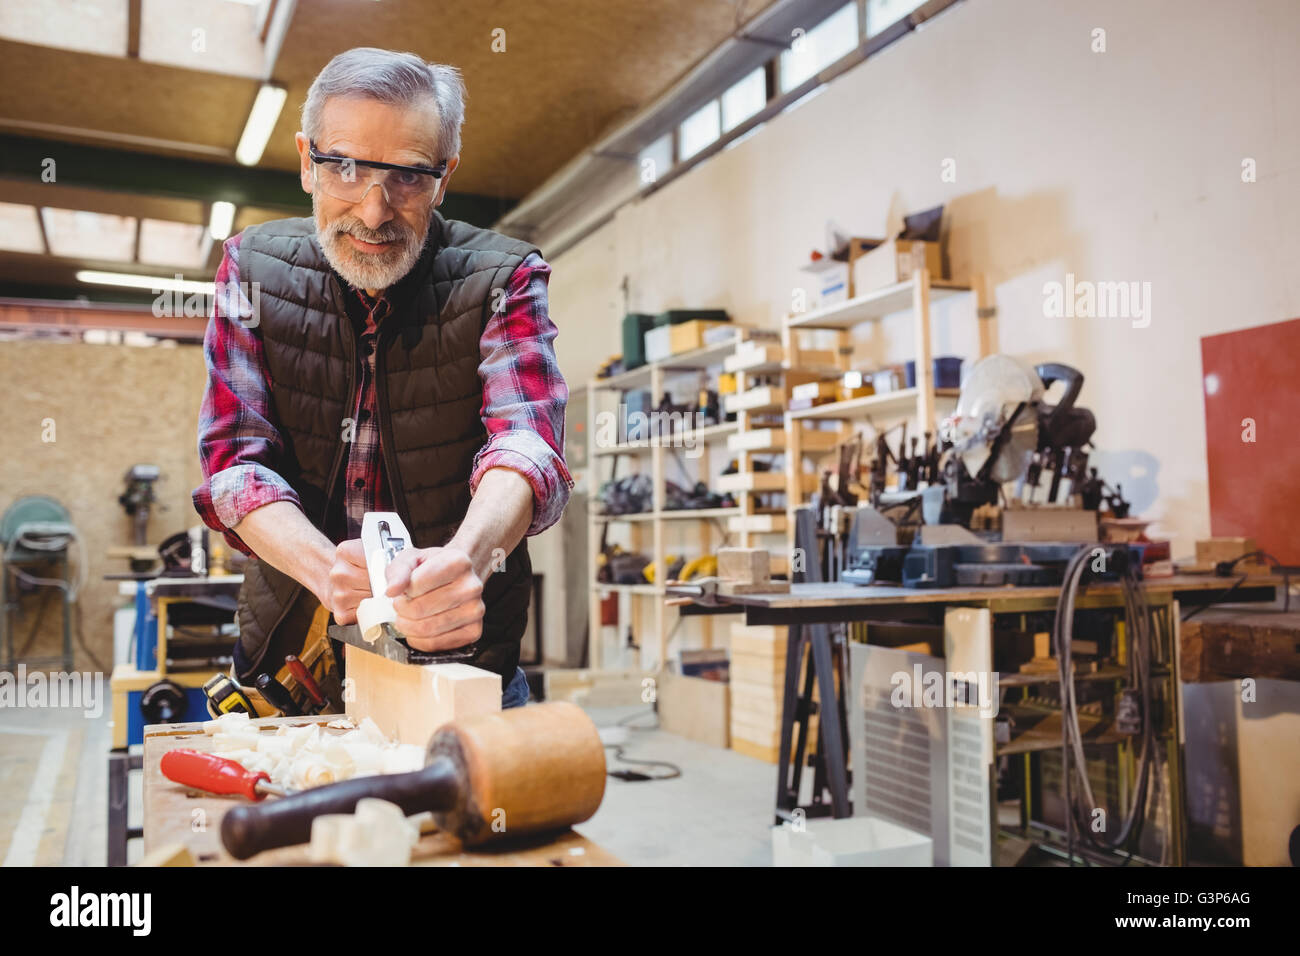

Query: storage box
<box><xmin>851</xmin><ymin>238</ymin><xmax>942</xmax><ymax>295</ymax></box>
<box><xmin>657</xmin><ymin>668</ymin><xmax>730</xmax><ymax>749</ymax></box>
<box><xmin>670</xmin><ymin>319</ymin><xmax>730</xmax><ymax>354</ymax></box>
<box><xmin>620</xmin><ymin>313</ymin><xmax>656</xmax><ymax>370</ymax></box>
<box><xmin>644</xmin><ymin>324</ymin><xmax>673</xmax><ymax>364</ymax></box>
<box><xmin>655</xmin><ymin>308</ymin><xmax>729</xmax><ymax>326</ymax></box>
<box><xmin>800</xmin><ymin>237</ymin><xmax>877</xmax><ymax>308</ymax></box>
<box><xmin>772</xmin><ymin>816</ymin><xmax>933</xmax><ymax>867</ymax></box>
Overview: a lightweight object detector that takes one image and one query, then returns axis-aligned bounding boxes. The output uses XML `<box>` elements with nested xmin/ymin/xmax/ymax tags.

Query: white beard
<box><xmin>313</xmin><ymin>193</ymin><xmax>426</xmax><ymax>292</ymax></box>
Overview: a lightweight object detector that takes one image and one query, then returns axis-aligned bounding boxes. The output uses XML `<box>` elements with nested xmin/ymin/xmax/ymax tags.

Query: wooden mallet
<box><xmin>220</xmin><ymin>701</ymin><xmax>607</xmax><ymax>860</ymax></box>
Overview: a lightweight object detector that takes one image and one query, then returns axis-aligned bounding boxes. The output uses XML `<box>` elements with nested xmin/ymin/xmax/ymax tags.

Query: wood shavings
<box><xmin>204</xmin><ymin>715</ymin><xmax>422</xmax><ymax>791</ymax></box>
<box><xmin>308</xmin><ymin>798</ymin><xmax>422</xmax><ymax>866</ymax></box>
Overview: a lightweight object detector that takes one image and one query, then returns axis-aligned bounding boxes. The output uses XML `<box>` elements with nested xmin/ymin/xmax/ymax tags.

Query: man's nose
<box><xmin>354</xmin><ymin>181</ymin><xmax>394</xmax><ymax>230</ymax></box>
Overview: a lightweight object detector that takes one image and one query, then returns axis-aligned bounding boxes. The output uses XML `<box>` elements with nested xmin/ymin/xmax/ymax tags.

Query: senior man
<box><xmin>192</xmin><ymin>48</ymin><xmax>570</xmax><ymax>709</ymax></box>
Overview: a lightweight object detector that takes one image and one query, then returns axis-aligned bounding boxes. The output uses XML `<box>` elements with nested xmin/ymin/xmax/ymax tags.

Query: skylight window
<box><xmin>0</xmin><ymin>0</ymin><xmax>128</xmax><ymax>57</ymax></box>
<box><xmin>41</xmin><ymin>208</ymin><xmax>137</xmax><ymax>262</ymax></box>
<box><xmin>138</xmin><ymin>219</ymin><xmax>211</xmax><ymax>269</ymax></box>
<box><xmin>779</xmin><ymin>2</ymin><xmax>860</xmax><ymax>93</ymax></box>
<box><xmin>0</xmin><ymin>203</ymin><xmax>46</xmax><ymax>254</ymax></box>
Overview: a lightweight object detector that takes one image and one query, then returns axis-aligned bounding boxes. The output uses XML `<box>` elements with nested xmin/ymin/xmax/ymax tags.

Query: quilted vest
<box><xmin>232</xmin><ymin>212</ymin><xmax>539</xmax><ymax>685</ymax></box>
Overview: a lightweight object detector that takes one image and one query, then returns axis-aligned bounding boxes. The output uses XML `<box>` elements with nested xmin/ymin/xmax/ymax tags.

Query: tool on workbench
<box><xmin>254</xmin><ymin>673</ymin><xmax>301</xmax><ymax>717</ymax></box>
<box><xmin>324</xmin><ymin>511</ymin><xmax>484</xmax><ymax>667</ymax></box>
<box><xmin>161</xmin><ymin>749</ymin><xmax>291</xmax><ymax>800</ymax></box>
<box><xmin>201</xmin><ymin>672</ymin><xmax>256</xmax><ymax>718</ymax></box>
<box><xmin>285</xmin><ymin>654</ymin><xmax>328</xmax><ymax>713</ymax></box>
<box><xmin>220</xmin><ymin>701</ymin><xmax>606</xmax><ymax>858</ymax></box>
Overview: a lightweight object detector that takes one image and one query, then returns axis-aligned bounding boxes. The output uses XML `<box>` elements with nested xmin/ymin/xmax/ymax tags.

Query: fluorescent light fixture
<box><xmin>76</xmin><ymin>270</ymin><xmax>215</xmax><ymax>295</ymax></box>
<box><xmin>209</xmin><ymin>201</ymin><xmax>236</xmax><ymax>240</ymax></box>
<box><xmin>235</xmin><ymin>83</ymin><xmax>287</xmax><ymax>166</ymax></box>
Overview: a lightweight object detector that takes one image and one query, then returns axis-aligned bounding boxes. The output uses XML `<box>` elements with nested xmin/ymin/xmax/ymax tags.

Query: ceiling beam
<box><xmin>0</xmin><ymin>298</ymin><xmax>207</xmax><ymax>342</ymax></box>
<box><xmin>0</xmin><ymin>135</ymin><xmax>516</xmax><ymax>226</ymax></box>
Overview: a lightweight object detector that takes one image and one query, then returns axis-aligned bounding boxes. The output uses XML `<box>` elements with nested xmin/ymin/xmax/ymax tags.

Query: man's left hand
<box><xmin>383</xmin><ymin>546</ymin><xmax>485</xmax><ymax>651</ymax></box>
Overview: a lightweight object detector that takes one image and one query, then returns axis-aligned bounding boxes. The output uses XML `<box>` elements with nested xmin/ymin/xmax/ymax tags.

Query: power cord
<box><xmin>1055</xmin><ymin>545</ymin><xmax>1155</xmax><ymax>862</ymax></box>
<box><xmin>1182</xmin><ymin>550</ymin><xmax>1291</xmax><ymax>622</ymax></box>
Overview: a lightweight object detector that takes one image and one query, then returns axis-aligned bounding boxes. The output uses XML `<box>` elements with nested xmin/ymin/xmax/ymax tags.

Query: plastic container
<box><xmin>771</xmin><ymin>815</ymin><xmax>933</xmax><ymax>867</ymax></box>
<box><xmin>905</xmin><ymin>356</ymin><xmax>963</xmax><ymax>389</ymax></box>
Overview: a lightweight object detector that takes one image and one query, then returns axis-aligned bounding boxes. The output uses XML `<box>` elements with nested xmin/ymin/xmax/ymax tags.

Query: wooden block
<box><xmin>717</xmin><ymin>547</ymin><xmax>770</xmax><ymax>585</ymax></box>
<box><xmin>657</xmin><ymin>670</ymin><xmax>729</xmax><ymax>748</ymax></box>
<box><xmin>345</xmin><ymin>648</ymin><xmax>501</xmax><ymax>747</ymax></box>
<box><xmin>731</xmin><ymin>737</ymin><xmax>780</xmax><ymax>764</ymax></box>
<box><xmin>730</xmin><ymin>624</ymin><xmax>788</xmax><ymax>657</ymax></box>
<box><xmin>1195</xmin><ymin>537</ymin><xmax>1255</xmax><ymax>565</ymax></box>
<box><xmin>729</xmin><ymin>653</ymin><xmax>785</xmax><ymax>684</ymax></box>
<box><xmin>719</xmin><ymin>579</ymin><xmax>790</xmax><ymax>596</ymax></box>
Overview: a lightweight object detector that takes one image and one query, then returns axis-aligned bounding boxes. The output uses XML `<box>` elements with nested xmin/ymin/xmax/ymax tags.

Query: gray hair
<box><xmin>301</xmin><ymin>47</ymin><xmax>466</xmax><ymax>160</ymax></box>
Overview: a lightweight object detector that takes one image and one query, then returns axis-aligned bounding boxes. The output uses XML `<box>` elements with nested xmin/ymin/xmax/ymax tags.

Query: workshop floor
<box><xmin>0</xmin><ymin>685</ymin><xmax>779</xmax><ymax>866</ymax></box>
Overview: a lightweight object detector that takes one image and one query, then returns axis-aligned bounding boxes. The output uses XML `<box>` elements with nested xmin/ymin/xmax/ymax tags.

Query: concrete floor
<box><xmin>0</xmin><ymin>683</ymin><xmax>779</xmax><ymax>866</ymax></box>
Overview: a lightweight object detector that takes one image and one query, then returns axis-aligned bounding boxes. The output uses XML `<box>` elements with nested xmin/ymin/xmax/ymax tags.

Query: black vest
<box><xmin>231</xmin><ymin>212</ymin><xmax>540</xmax><ymax>684</ymax></box>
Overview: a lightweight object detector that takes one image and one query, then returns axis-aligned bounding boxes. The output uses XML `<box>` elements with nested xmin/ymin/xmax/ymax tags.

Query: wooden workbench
<box><xmin>142</xmin><ymin>714</ymin><xmax>621</xmax><ymax>867</ymax></box>
<box><xmin>679</xmin><ymin>573</ymin><xmax>1283</xmax><ymax>613</ymax></box>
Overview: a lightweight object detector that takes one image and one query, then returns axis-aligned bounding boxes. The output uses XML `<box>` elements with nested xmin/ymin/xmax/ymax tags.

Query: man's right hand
<box><xmin>326</xmin><ymin>539</ymin><xmax>372</xmax><ymax>625</ymax></box>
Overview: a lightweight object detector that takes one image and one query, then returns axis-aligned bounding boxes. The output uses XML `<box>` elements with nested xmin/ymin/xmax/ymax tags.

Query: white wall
<box><xmin>543</xmin><ymin>0</ymin><xmax>1300</xmax><ymax>557</ymax></box>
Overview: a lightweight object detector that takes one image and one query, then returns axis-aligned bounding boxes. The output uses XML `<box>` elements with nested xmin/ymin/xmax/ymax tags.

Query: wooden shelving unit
<box><xmin>587</xmin><ymin>329</ymin><xmax>750</xmax><ymax>670</ymax></box>
<box><xmin>781</xmin><ymin>269</ymin><xmax>995</xmax><ymax>545</ymax></box>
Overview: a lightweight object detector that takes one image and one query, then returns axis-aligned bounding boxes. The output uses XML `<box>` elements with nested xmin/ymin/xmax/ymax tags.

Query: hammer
<box><xmin>220</xmin><ymin>701</ymin><xmax>606</xmax><ymax>860</ymax></box>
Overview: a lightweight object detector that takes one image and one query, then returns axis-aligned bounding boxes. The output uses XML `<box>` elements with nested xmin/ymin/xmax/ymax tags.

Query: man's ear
<box><xmin>294</xmin><ymin>132</ymin><xmax>313</xmax><ymax>195</ymax></box>
<box><xmin>433</xmin><ymin>155</ymin><xmax>459</xmax><ymax>208</ymax></box>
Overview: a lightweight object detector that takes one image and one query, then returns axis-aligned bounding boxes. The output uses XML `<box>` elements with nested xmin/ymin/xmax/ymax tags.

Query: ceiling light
<box><xmin>76</xmin><ymin>271</ymin><xmax>214</xmax><ymax>295</ymax></box>
<box><xmin>209</xmin><ymin>202</ymin><xmax>237</xmax><ymax>241</ymax></box>
<box><xmin>236</xmin><ymin>84</ymin><xmax>287</xmax><ymax>166</ymax></box>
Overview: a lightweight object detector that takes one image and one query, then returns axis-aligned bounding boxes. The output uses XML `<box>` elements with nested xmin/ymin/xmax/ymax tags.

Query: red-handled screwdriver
<box><xmin>161</xmin><ymin>749</ymin><xmax>290</xmax><ymax>800</ymax></box>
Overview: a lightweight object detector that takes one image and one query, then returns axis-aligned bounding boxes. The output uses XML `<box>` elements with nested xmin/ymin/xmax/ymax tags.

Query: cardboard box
<box><xmin>851</xmin><ymin>238</ymin><xmax>942</xmax><ymax>295</ymax></box>
<box><xmin>800</xmin><ymin>237</ymin><xmax>877</xmax><ymax>308</ymax></box>
<box><xmin>657</xmin><ymin>668</ymin><xmax>729</xmax><ymax>749</ymax></box>
<box><xmin>644</xmin><ymin>324</ymin><xmax>673</xmax><ymax>363</ymax></box>
<box><xmin>670</xmin><ymin>319</ymin><xmax>730</xmax><ymax>354</ymax></box>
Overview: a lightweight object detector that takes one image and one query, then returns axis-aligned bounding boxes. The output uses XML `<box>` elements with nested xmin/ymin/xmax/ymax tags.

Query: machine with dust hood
<box><xmin>841</xmin><ymin>355</ymin><xmax>1134</xmax><ymax>588</ymax></box>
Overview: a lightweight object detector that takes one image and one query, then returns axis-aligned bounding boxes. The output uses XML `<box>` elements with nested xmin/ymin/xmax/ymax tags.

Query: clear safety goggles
<box><xmin>308</xmin><ymin>141</ymin><xmax>447</xmax><ymax>209</ymax></box>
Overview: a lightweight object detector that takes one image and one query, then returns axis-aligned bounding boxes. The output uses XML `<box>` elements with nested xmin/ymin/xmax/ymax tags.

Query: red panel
<box><xmin>1201</xmin><ymin>317</ymin><xmax>1300</xmax><ymax>564</ymax></box>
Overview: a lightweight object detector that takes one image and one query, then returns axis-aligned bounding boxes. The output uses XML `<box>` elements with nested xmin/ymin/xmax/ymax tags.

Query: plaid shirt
<box><xmin>192</xmin><ymin>232</ymin><xmax>572</xmax><ymax>555</ymax></box>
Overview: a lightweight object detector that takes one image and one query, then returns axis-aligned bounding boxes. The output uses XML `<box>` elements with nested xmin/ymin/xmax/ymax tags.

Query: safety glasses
<box><xmin>308</xmin><ymin>141</ymin><xmax>448</xmax><ymax>209</ymax></box>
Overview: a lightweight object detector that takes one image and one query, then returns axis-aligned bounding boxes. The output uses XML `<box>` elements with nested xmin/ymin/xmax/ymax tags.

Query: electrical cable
<box><xmin>1054</xmin><ymin>545</ymin><xmax>1155</xmax><ymax>860</ymax></box>
<box><xmin>604</xmin><ymin>744</ymin><xmax>681</xmax><ymax>782</ymax></box>
<box><xmin>1182</xmin><ymin>550</ymin><xmax>1290</xmax><ymax>622</ymax></box>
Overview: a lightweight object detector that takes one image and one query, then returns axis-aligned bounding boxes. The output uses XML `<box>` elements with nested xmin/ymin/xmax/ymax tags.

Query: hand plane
<box><xmin>327</xmin><ymin>512</ymin><xmax>479</xmax><ymax>665</ymax></box>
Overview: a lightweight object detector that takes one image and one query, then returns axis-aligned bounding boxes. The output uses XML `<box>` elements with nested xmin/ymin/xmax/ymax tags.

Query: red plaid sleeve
<box><xmin>191</xmin><ymin>233</ymin><xmax>302</xmax><ymax>556</ymax></box>
<box><xmin>470</xmin><ymin>253</ymin><xmax>573</xmax><ymax>535</ymax></box>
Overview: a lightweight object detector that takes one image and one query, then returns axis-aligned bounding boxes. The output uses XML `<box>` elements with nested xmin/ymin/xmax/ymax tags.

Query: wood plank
<box><xmin>1180</xmin><ymin>609</ymin><xmax>1300</xmax><ymax>683</ymax></box>
<box><xmin>345</xmin><ymin>649</ymin><xmax>501</xmax><ymax>747</ymax></box>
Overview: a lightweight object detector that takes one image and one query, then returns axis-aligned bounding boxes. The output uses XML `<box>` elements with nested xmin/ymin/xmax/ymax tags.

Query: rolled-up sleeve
<box><xmin>192</xmin><ymin>234</ymin><xmax>302</xmax><ymax>555</ymax></box>
<box><xmin>471</xmin><ymin>252</ymin><xmax>573</xmax><ymax>535</ymax></box>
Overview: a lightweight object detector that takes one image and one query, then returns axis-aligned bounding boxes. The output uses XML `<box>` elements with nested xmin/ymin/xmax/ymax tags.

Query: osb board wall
<box><xmin>0</xmin><ymin>339</ymin><xmax>207</xmax><ymax>672</ymax></box>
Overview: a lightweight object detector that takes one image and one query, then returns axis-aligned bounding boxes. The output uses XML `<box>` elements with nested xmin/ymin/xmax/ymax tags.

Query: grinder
<box><xmin>220</xmin><ymin>701</ymin><xmax>606</xmax><ymax>859</ymax></box>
